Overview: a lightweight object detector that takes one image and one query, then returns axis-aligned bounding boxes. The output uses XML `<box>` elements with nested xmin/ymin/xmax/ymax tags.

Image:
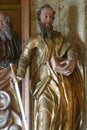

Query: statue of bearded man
<box><xmin>0</xmin><ymin>12</ymin><xmax>21</xmax><ymax>117</ymax></box>
<box><xmin>0</xmin><ymin>12</ymin><xmax>21</xmax><ymax>66</ymax></box>
<box><xmin>17</xmin><ymin>4</ymin><xmax>85</xmax><ymax>130</ymax></box>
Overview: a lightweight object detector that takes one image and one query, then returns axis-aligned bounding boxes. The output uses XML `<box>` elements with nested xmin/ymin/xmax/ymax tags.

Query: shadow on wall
<box><xmin>67</xmin><ymin>5</ymin><xmax>87</xmax><ymax>130</ymax></box>
<box><xmin>67</xmin><ymin>5</ymin><xmax>85</xmax><ymax>68</ymax></box>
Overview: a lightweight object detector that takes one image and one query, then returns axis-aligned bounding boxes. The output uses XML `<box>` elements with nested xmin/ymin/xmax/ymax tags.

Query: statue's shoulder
<box><xmin>11</xmin><ymin>31</ymin><xmax>21</xmax><ymax>45</ymax></box>
<box><xmin>29</xmin><ymin>33</ymin><xmax>39</xmax><ymax>41</ymax></box>
<box><xmin>11</xmin><ymin>31</ymin><xmax>21</xmax><ymax>39</ymax></box>
<box><xmin>26</xmin><ymin>33</ymin><xmax>40</xmax><ymax>47</ymax></box>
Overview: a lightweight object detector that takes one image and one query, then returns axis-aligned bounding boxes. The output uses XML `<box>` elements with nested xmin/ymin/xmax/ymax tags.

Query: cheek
<box><xmin>40</xmin><ymin>15</ymin><xmax>46</xmax><ymax>23</ymax></box>
<box><xmin>2</xmin><ymin>20</ymin><xmax>8</xmax><ymax>27</ymax></box>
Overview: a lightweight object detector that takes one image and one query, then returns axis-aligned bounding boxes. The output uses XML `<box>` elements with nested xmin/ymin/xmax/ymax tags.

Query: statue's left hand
<box><xmin>55</xmin><ymin>59</ymin><xmax>76</xmax><ymax>76</ymax></box>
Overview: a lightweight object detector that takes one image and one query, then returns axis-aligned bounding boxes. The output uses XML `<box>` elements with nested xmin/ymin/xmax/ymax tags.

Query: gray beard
<box><xmin>39</xmin><ymin>23</ymin><xmax>53</xmax><ymax>39</ymax></box>
<box><xmin>0</xmin><ymin>25</ymin><xmax>12</xmax><ymax>41</ymax></box>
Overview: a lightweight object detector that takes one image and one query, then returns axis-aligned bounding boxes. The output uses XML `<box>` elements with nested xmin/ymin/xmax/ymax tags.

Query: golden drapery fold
<box><xmin>33</xmin><ymin>66</ymin><xmax>85</xmax><ymax>130</ymax></box>
<box><xmin>17</xmin><ymin>32</ymin><xmax>85</xmax><ymax>130</ymax></box>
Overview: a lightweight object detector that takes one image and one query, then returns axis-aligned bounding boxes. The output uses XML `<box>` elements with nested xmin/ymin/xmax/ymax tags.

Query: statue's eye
<box><xmin>45</xmin><ymin>15</ymin><xmax>48</xmax><ymax>18</ymax></box>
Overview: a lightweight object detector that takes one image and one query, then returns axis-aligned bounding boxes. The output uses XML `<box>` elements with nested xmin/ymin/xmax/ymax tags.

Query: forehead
<box><xmin>40</xmin><ymin>8</ymin><xmax>53</xmax><ymax>16</ymax></box>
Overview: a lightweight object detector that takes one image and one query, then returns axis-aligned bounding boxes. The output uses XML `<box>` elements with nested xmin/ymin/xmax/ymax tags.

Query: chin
<box><xmin>45</xmin><ymin>24</ymin><xmax>51</xmax><ymax>27</ymax></box>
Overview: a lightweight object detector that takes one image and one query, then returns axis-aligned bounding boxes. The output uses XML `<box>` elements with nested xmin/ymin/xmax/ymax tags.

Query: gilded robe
<box><xmin>17</xmin><ymin>31</ymin><xmax>85</xmax><ymax>130</ymax></box>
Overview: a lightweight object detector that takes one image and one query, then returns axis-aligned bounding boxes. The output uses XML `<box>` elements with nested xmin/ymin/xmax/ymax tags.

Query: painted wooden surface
<box><xmin>0</xmin><ymin>0</ymin><xmax>21</xmax><ymax>37</ymax></box>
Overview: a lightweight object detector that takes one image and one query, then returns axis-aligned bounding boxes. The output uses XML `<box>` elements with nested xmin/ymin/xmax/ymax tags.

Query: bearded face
<box><xmin>0</xmin><ymin>14</ymin><xmax>12</xmax><ymax>60</ymax></box>
<box><xmin>0</xmin><ymin>24</ymin><xmax>12</xmax><ymax>41</ymax></box>
<box><xmin>39</xmin><ymin>22</ymin><xmax>53</xmax><ymax>39</ymax></box>
<box><xmin>37</xmin><ymin>7</ymin><xmax>54</xmax><ymax>39</ymax></box>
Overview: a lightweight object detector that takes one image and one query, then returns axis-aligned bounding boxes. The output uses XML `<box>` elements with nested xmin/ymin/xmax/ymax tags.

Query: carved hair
<box><xmin>37</xmin><ymin>4</ymin><xmax>56</xmax><ymax>24</ymax></box>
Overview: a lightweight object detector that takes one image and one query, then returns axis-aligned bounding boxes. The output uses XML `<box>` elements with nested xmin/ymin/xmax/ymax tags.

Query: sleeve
<box><xmin>10</xmin><ymin>32</ymin><xmax>22</xmax><ymax>58</ymax></box>
<box><xmin>58</xmin><ymin>35</ymin><xmax>77</xmax><ymax>60</ymax></box>
<box><xmin>67</xmin><ymin>43</ymin><xmax>77</xmax><ymax>60</ymax></box>
<box><xmin>17</xmin><ymin>35</ymin><xmax>38</xmax><ymax>78</ymax></box>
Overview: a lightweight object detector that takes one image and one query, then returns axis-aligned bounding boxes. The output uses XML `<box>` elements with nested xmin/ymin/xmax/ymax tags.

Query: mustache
<box><xmin>0</xmin><ymin>25</ymin><xmax>12</xmax><ymax>41</ymax></box>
